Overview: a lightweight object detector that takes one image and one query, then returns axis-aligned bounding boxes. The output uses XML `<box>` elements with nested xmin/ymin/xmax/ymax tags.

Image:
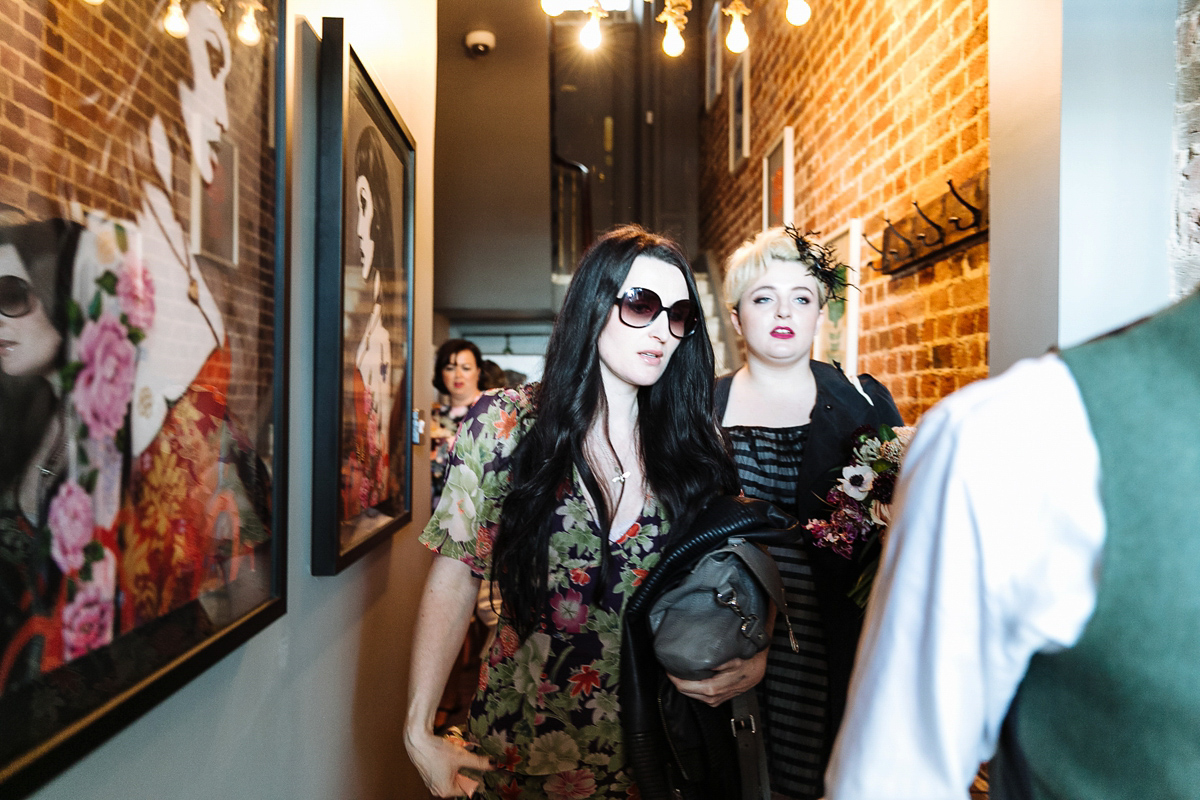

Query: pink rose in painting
<box><xmin>48</xmin><ymin>480</ymin><xmax>93</xmax><ymax>573</ymax></box>
<box><xmin>544</xmin><ymin>768</ymin><xmax>597</xmax><ymax>800</ymax></box>
<box><xmin>117</xmin><ymin>254</ymin><xmax>155</xmax><ymax>331</ymax></box>
<box><xmin>62</xmin><ymin>582</ymin><xmax>114</xmax><ymax>660</ymax></box>
<box><xmin>550</xmin><ymin>588</ymin><xmax>588</xmax><ymax>633</ymax></box>
<box><xmin>74</xmin><ymin>313</ymin><xmax>136</xmax><ymax>440</ymax></box>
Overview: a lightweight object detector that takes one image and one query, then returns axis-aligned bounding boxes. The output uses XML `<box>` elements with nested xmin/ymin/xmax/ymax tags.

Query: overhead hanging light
<box><xmin>541</xmin><ymin>0</ymin><xmax>566</xmax><ymax>16</ymax></box>
<box><xmin>723</xmin><ymin>0</ymin><xmax>750</xmax><ymax>54</ymax></box>
<box><xmin>785</xmin><ymin>0</ymin><xmax>812</xmax><ymax>26</ymax></box>
<box><xmin>82</xmin><ymin>0</ymin><xmax>105</xmax><ymax>6</ymax></box>
<box><xmin>656</xmin><ymin>0</ymin><xmax>691</xmax><ymax>58</ymax></box>
<box><xmin>580</xmin><ymin>0</ymin><xmax>607</xmax><ymax>50</ymax></box>
<box><xmin>237</xmin><ymin>1</ymin><xmax>265</xmax><ymax>46</ymax></box>
<box><xmin>163</xmin><ymin>0</ymin><xmax>189</xmax><ymax>38</ymax></box>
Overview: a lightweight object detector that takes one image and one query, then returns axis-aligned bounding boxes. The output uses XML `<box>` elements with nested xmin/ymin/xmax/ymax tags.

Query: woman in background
<box><xmin>678</xmin><ymin>227</ymin><xmax>903</xmax><ymax>800</ymax></box>
<box><xmin>406</xmin><ymin>226</ymin><xmax>738</xmax><ymax>798</ymax></box>
<box><xmin>429</xmin><ymin>338</ymin><xmax>484</xmax><ymax>510</ymax></box>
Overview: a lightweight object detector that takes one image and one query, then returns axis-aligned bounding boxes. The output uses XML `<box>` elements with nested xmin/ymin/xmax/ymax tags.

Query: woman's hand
<box><xmin>667</xmin><ymin>648</ymin><xmax>769</xmax><ymax>707</ymax></box>
<box><xmin>405</xmin><ymin>727</ymin><xmax>494</xmax><ymax>797</ymax></box>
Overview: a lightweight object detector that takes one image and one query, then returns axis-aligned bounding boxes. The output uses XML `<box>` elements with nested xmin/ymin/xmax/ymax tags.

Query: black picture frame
<box><xmin>312</xmin><ymin>18</ymin><xmax>415</xmax><ymax>575</ymax></box>
<box><xmin>0</xmin><ymin>1</ymin><xmax>289</xmax><ymax>796</ymax></box>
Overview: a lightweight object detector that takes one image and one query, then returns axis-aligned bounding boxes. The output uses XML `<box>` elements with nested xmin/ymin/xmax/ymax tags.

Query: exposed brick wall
<box><xmin>0</xmin><ymin>0</ymin><xmax>276</xmax><ymax>435</ymax></box>
<box><xmin>699</xmin><ymin>0</ymin><xmax>989</xmax><ymax>421</ymax></box>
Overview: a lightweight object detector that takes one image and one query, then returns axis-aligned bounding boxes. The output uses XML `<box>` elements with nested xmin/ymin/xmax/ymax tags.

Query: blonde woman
<box><xmin>679</xmin><ymin>227</ymin><xmax>903</xmax><ymax>800</ymax></box>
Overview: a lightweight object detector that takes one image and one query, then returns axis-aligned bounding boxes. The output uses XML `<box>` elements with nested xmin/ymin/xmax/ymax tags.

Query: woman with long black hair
<box><xmin>406</xmin><ymin>225</ymin><xmax>739</xmax><ymax>799</ymax></box>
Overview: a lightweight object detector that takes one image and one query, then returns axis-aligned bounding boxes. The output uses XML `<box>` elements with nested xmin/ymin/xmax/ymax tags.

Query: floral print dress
<box><xmin>420</xmin><ymin>386</ymin><xmax>668</xmax><ymax>800</ymax></box>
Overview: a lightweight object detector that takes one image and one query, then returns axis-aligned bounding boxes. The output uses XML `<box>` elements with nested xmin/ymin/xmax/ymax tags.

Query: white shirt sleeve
<box><xmin>823</xmin><ymin>353</ymin><xmax>1106</xmax><ymax>800</ymax></box>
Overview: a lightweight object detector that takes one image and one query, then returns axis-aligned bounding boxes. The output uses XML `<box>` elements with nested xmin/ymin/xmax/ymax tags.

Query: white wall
<box><xmin>31</xmin><ymin>4</ymin><xmax>438</xmax><ymax>798</ymax></box>
<box><xmin>990</xmin><ymin>0</ymin><xmax>1176</xmax><ymax>373</ymax></box>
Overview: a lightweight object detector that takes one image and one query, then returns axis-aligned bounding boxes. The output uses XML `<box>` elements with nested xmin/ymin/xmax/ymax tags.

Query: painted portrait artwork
<box><xmin>0</xmin><ymin>1</ymin><xmax>285</xmax><ymax>794</ymax></box>
<box><xmin>312</xmin><ymin>22</ymin><xmax>413</xmax><ymax>576</ymax></box>
<box><xmin>338</xmin><ymin>62</ymin><xmax>412</xmax><ymax>551</ymax></box>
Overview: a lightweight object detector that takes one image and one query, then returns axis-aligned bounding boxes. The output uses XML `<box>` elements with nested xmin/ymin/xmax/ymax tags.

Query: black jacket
<box><xmin>620</xmin><ymin>495</ymin><xmax>802</xmax><ymax>800</ymax></box>
<box><xmin>716</xmin><ymin>361</ymin><xmax>903</xmax><ymax>766</ymax></box>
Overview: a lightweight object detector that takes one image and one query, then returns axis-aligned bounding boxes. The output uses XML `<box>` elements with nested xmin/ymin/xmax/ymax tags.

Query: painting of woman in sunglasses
<box><xmin>0</xmin><ymin>0</ymin><xmax>274</xmax><ymax>686</ymax></box>
<box><xmin>0</xmin><ymin>218</ymin><xmax>94</xmax><ymax>690</ymax></box>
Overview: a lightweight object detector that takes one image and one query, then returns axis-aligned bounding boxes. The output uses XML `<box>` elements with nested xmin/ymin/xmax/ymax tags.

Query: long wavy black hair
<box><xmin>492</xmin><ymin>225</ymin><xmax>740</xmax><ymax>640</ymax></box>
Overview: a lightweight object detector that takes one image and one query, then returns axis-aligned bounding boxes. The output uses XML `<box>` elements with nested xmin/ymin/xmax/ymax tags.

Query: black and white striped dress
<box><xmin>726</xmin><ymin>424</ymin><xmax>828</xmax><ymax>800</ymax></box>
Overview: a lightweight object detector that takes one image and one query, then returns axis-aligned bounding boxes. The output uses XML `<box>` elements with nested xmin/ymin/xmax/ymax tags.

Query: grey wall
<box><xmin>435</xmin><ymin>1</ymin><xmax>553</xmax><ymax>319</ymax></box>
<box><xmin>991</xmin><ymin>0</ymin><xmax>1177</xmax><ymax>373</ymax></box>
<box><xmin>1174</xmin><ymin>0</ymin><xmax>1200</xmax><ymax>296</ymax></box>
<box><xmin>32</xmin><ymin>7</ymin><xmax>439</xmax><ymax>799</ymax></box>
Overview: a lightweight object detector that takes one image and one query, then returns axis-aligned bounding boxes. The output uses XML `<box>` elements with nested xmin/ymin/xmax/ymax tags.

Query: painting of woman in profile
<box><xmin>337</xmin><ymin>69</ymin><xmax>411</xmax><ymax>550</ymax></box>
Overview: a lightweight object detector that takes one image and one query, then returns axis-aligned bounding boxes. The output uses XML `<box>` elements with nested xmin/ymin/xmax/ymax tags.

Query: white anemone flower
<box><xmin>838</xmin><ymin>464</ymin><xmax>876</xmax><ymax>501</ymax></box>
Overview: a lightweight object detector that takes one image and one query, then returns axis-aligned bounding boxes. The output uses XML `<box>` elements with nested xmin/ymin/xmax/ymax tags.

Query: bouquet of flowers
<box><xmin>805</xmin><ymin>423</ymin><xmax>917</xmax><ymax>608</ymax></box>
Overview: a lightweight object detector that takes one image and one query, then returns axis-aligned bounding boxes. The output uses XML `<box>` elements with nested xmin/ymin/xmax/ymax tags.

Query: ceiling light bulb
<box><xmin>580</xmin><ymin>14</ymin><xmax>602</xmax><ymax>49</ymax></box>
<box><xmin>163</xmin><ymin>0</ymin><xmax>189</xmax><ymax>38</ymax></box>
<box><xmin>237</xmin><ymin>6</ymin><xmax>262</xmax><ymax>46</ymax></box>
<box><xmin>83</xmin><ymin>0</ymin><xmax>105</xmax><ymax>6</ymax></box>
<box><xmin>662</xmin><ymin>20</ymin><xmax>685</xmax><ymax>57</ymax></box>
<box><xmin>785</xmin><ymin>0</ymin><xmax>811</xmax><ymax>25</ymax></box>
<box><xmin>541</xmin><ymin>0</ymin><xmax>565</xmax><ymax>16</ymax></box>
<box><xmin>725</xmin><ymin>13</ymin><xmax>748</xmax><ymax>53</ymax></box>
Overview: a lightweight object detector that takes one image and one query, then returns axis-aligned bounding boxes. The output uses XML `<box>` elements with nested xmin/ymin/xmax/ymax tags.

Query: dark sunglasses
<box><xmin>0</xmin><ymin>275</ymin><xmax>33</xmax><ymax>319</ymax></box>
<box><xmin>613</xmin><ymin>287</ymin><xmax>699</xmax><ymax>339</ymax></box>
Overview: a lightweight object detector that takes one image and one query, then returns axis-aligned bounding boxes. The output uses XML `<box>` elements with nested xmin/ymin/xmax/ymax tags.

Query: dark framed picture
<box><xmin>313</xmin><ymin>18</ymin><xmax>414</xmax><ymax>575</ymax></box>
<box><xmin>762</xmin><ymin>126</ymin><xmax>794</xmax><ymax>229</ymax></box>
<box><xmin>729</xmin><ymin>51</ymin><xmax>750</xmax><ymax>171</ymax></box>
<box><xmin>705</xmin><ymin>0</ymin><xmax>723</xmax><ymax>112</ymax></box>
<box><xmin>0</xmin><ymin>1</ymin><xmax>288</xmax><ymax>797</ymax></box>
<box><xmin>190</xmin><ymin>136</ymin><xmax>239</xmax><ymax>268</ymax></box>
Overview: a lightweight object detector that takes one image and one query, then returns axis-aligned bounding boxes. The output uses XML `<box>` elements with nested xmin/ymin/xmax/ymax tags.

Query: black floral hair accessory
<box><xmin>783</xmin><ymin>224</ymin><xmax>850</xmax><ymax>305</ymax></box>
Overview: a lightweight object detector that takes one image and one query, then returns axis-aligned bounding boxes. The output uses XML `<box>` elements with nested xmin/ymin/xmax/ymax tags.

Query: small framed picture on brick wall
<box><xmin>813</xmin><ymin>220</ymin><xmax>864</xmax><ymax>376</ymax></box>
<box><xmin>705</xmin><ymin>1</ymin><xmax>723</xmax><ymax>111</ymax></box>
<box><xmin>763</xmin><ymin>127</ymin><xmax>794</xmax><ymax>229</ymax></box>
<box><xmin>729</xmin><ymin>53</ymin><xmax>751</xmax><ymax>171</ymax></box>
<box><xmin>190</xmin><ymin>136</ymin><xmax>239</xmax><ymax>268</ymax></box>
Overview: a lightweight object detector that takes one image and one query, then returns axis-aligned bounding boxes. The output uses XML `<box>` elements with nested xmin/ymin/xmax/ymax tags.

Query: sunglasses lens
<box><xmin>0</xmin><ymin>275</ymin><xmax>32</xmax><ymax>318</ymax></box>
<box><xmin>620</xmin><ymin>288</ymin><xmax>662</xmax><ymax>328</ymax></box>
<box><xmin>667</xmin><ymin>300</ymin><xmax>699</xmax><ymax>337</ymax></box>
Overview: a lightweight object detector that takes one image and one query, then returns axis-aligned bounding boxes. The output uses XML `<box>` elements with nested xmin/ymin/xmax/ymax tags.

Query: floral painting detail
<box><xmin>116</xmin><ymin>252</ymin><xmax>155</xmax><ymax>332</ymax></box>
<box><xmin>805</xmin><ymin>423</ymin><xmax>918</xmax><ymax>607</ymax></box>
<box><xmin>74</xmin><ymin>313</ymin><xmax>137</xmax><ymax>440</ymax></box>
<box><xmin>61</xmin><ymin>582</ymin><xmax>114</xmax><ymax>660</ymax></box>
<box><xmin>48</xmin><ymin>481</ymin><xmax>94</xmax><ymax>574</ymax></box>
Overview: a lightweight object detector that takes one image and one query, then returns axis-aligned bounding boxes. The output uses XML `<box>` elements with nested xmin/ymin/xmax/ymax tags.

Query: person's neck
<box><xmin>448</xmin><ymin>391</ymin><xmax>481</xmax><ymax>411</ymax></box>
<box><xmin>742</xmin><ymin>351</ymin><xmax>814</xmax><ymax>392</ymax></box>
<box><xmin>598</xmin><ymin>368</ymin><xmax>640</xmax><ymax>436</ymax></box>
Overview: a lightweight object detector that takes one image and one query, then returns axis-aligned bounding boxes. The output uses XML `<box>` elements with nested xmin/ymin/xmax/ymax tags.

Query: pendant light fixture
<box><xmin>723</xmin><ymin>0</ymin><xmax>750</xmax><ymax>54</ymax></box>
<box><xmin>656</xmin><ymin>0</ymin><xmax>691</xmax><ymax>58</ymax></box>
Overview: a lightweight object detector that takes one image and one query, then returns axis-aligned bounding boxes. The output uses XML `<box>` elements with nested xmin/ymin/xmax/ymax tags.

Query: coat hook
<box><xmin>911</xmin><ymin>200</ymin><xmax>945</xmax><ymax>247</ymax></box>
<box><xmin>863</xmin><ymin>232</ymin><xmax>883</xmax><ymax>256</ymax></box>
<box><xmin>884</xmin><ymin>217</ymin><xmax>914</xmax><ymax>258</ymax></box>
<box><xmin>946</xmin><ymin>179</ymin><xmax>982</xmax><ymax>231</ymax></box>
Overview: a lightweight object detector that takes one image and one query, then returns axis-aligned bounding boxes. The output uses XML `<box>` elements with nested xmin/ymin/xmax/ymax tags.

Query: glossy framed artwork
<box><xmin>762</xmin><ymin>126</ymin><xmax>794</xmax><ymax>230</ymax></box>
<box><xmin>313</xmin><ymin>18</ymin><xmax>414</xmax><ymax>575</ymax></box>
<box><xmin>0</xmin><ymin>1</ymin><xmax>288</xmax><ymax>796</ymax></box>
<box><xmin>813</xmin><ymin>220</ymin><xmax>864</xmax><ymax>375</ymax></box>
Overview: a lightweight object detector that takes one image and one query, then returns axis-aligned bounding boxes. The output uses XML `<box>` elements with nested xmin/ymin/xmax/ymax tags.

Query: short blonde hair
<box><xmin>723</xmin><ymin>227</ymin><xmax>830</xmax><ymax>311</ymax></box>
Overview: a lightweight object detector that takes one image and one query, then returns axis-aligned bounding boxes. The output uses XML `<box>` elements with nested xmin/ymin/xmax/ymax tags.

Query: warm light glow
<box><xmin>163</xmin><ymin>0</ymin><xmax>189</xmax><ymax>38</ymax></box>
<box><xmin>785</xmin><ymin>0</ymin><xmax>811</xmax><ymax>26</ymax></box>
<box><xmin>662</xmin><ymin>20</ymin><xmax>685</xmax><ymax>57</ymax></box>
<box><xmin>725</xmin><ymin>13</ymin><xmax>748</xmax><ymax>52</ymax></box>
<box><xmin>82</xmin><ymin>0</ymin><xmax>105</xmax><ymax>6</ymax></box>
<box><xmin>541</xmin><ymin>0</ymin><xmax>565</xmax><ymax>16</ymax></box>
<box><xmin>580</xmin><ymin>13</ymin><xmax>602</xmax><ymax>49</ymax></box>
<box><xmin>237</xmin><ymin>5</ymin><xmax>262</xmax><ymax>45</ymax></box>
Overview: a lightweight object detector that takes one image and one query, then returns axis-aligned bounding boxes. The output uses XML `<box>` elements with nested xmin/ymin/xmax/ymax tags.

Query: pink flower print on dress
<box><xmin>117</xmin><ymin>253</ymin><xmax>155</xmax><ymax>331</ymax></box>
<box><xmin>74</xmin><ymin>313</ymin><xmax>136</xmax><ymax>440</ymax></box>
<box><xmin>48</xmin><ymin>480</ymin><xmax>94</xmax><ymax>574</ymax></box>
<box><xmin>544</xmin><ymin>768</ymin><xmax>598</xmax><ymax>800</ymax></box>
<box><xmin>550</xmin><ymin>588</ymin><xmax>588</xmax><ymax>633</ymax></box>
<box><xmin>61</xmin><ymin>582</ymin><xmax>114</xmax><ymax>660</ymax></box>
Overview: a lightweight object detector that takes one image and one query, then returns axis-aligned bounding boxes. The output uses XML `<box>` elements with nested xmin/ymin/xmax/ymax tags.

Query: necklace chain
<box><xmin>145</xmin><ymin>194</ymin><xmax>220</xmax><ymax>345</ymax></box>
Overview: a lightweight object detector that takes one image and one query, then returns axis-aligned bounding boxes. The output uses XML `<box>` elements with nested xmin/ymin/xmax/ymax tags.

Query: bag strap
<box><xmin>731</xmin><ymin>691</ymin><xmax>770</xmax><ymax>800</ymax></box>
<box><xmin>726</xmin><ymin>539</ymin><xmax>799</xmax><ymax>653</ymax></box>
